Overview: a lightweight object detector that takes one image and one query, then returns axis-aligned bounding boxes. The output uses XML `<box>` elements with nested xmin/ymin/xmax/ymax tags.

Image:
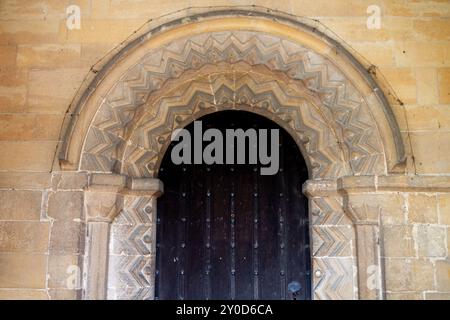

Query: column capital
<box><xmin>125</xmin><ymin>177</ymin><xmax>164</xmax><ymax>197</ymax></box>
<box><xmin>84</xmin><ymin>173</ymin><xmax>127</xmax><ymax>223</ymax></box>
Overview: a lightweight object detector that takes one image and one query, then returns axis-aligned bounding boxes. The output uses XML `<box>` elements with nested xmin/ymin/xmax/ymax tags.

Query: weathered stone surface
<box><xmin>0</xmin><ymin>253</ymin><xmax>47</xmax><ymax>289</ymax></box>
<box><xmin>438</xmin><ymin>68</ymin><xmax>450</xmax><ymax>104</ymax></box>
<box><xmin>345</xmin><ymin>193</ymin><xmax>406</xmax><ymax>224</ymax></box>
<box><xmin>0</xmin><ymin>172</ymin><xmax>51</xmax><ymax>189</ymax></box>
<box><xmin>0</xmin><ymin>221</ymin><xmax>49</xmax><ymax>253</ymax></box>
<box><xmin>0</xmin><ymin>190</ymin><xmax>42</xmax><ymax>220</ymax></box>
<box><xmin>17</xmin><ymin>44</ymin><xmax>81</xmax><ymax>68</ymax></box>
<box><xmin>416</xmin><ymin>68</ymin><xmax>439</xmax><ymax>105</ymax></box>
<box><xmin>435</xmin><ymin>259</ymin><xmax>450</xmax><ymax>292</ymax></box>
<box><xmin>49</xmin><ymin>221</ymin><xmax>84</xmax><ymax>254</ymax></box>
<box><xmin>414</xmin><ymin>225</ymin><xmax>447</xmax><ymax>258</ymax></box>
<box><xmin>410</xmin><ymin>132</ymin><xmax>450</xmax><ymax>174</ymax></box>
<box><xmin>27</xmin><ymin>68</ymin><xmax>86</xmax><ymax>113</ymax></box>
<box><xmin>405</xmin><ymin>105</ymin><xmax>450</xmax><ymax>132</ymax></box>
<box><xmin>380</xmin><ymin>68</ymin><xmax>416</xmax><ymax>104</ymax></box>
<box><xmin>0</xmin><ymin>289</ymin><xmax>48</xmax><ymax>300</ymax></box>
<box><xmin>385</xmin><ymin>258</ymin><xmax>434</xmax><ymax>292</ymax></box>
<box><xmin>383</xmin><ymin>225</ymin><xmax>415</xmax><ymax>258</ymax></box>
<box><xmin>425</xmin><ymin>292</ymin><xmax>450</xmax><ymax>300</ymax></box>
<box><xmin>48</xmin><ymin>289</ymin><xmax>81</xmax><ymax>300</ymax></box>
<box><xmin>52</xmin><ymin>172</ymin><xmax>88</xmax><ymax>190</ymax></box>
<box><xmin>47</xmin><ymin>191</ymin><xmax>83</xmax><ymax>221</ymax></box>
<box><xmin>0</xmin><ymin>114</ymin><xmax>63</xmax><ymax>141</ymax></box>
<box><xmin>408</xmin><ymin>194</ymin><xmax>438</xmax><ymax>224</ymax></box>
<box><xmin>0</xmin><ymin>141</ymin><xmax>57</xmax><ymax>171</ymax></box>
<box><xmin>438</xmin><ymin>194</ymin><xmax>450</xmax><ymax>225</ymax></box>
<box><xmin>47</xmin><ymin>255</ymin><xmax>81</xmax><ymax>289</ymax></box>
<box><xmin>386</xmin><ymin>292</ymin><xmax>422</xmax><ymax>300</ymax></box>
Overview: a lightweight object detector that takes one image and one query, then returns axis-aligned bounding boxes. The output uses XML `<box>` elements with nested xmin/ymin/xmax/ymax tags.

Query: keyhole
<box><xmin>287</xmin><ymin>281</ymin><xmax>301</xmax><ymax>300</ymax></box>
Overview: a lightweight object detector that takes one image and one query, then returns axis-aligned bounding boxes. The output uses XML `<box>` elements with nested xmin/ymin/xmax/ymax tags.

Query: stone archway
<box><xmin>58</xmin><ymin>8</ymin><xmax>405</xmax><ymax>300</ymax></box>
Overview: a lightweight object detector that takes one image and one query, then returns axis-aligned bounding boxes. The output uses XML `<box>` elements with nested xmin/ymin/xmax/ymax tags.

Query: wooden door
<box><xmin>155</xmin><ymin>111</ymin><xmax>311</xmax><ymax>300</ymax></box>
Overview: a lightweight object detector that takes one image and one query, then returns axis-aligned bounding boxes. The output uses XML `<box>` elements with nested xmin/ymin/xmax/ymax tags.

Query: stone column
<box><xmin>338</xmin><ymin>176</ymin><xmax>385</xmax><ymax>300</ymax></box>
<box><xmin>83</xmin><ymin>174</ymin><xmax>127</xmax><ymax>300</ymax></box>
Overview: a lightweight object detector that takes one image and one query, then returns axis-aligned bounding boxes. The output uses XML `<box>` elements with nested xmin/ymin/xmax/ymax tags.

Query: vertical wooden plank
<box><xmin>284</xmin><ymin>136</ymin><xmax>311</xmax><ymax>300</ymax></box>
<box><xmin>204</xmin><ymin>164</ymin><xmax>212</xmax><ymax>300</ymax></box>
<box><xmin>234</xmin><ymin>164</ymin><xmax>254</xmax><ymax>299</ymax></box>
<box><xmin>156</xmin><ymin>164</ymin><xmax>179</xmax><ymax>299</ymax></box>
<box><xmin>252</xmin><ymin>165</ymin><xmax>259</xmax><ymax>300</ymax></box>
<box><xmin>230</xmin><ymin>169</ymin><xmax>236</xmax><ymax>300</ymax></box>
<box><xmin>211</xmin><ymin>164</ymin><xmax>231</xmax><ymax>299</ymax></box>
<box><xmin>277</xmin><ymin>133</ymin><xmax>288</xmax><ymax>299</ymax></box>
<box><xmin>185</xmin><ymin>164</ymin><xmax>206</xmax><ymax>299</ymax></box>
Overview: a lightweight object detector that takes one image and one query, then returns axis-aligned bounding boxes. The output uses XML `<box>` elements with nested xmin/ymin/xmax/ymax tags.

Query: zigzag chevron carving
<box><xmin>80</xmin><ymin>31</ymin><xmax>386</xmax><ymax>178</ymax></box>
<box><xmin>108</xmin><ymin>196</ymin><xmax>156</xmax><ymax>299</ymax></box>
<box><xmin>122</xmin><ymin>68</ymin><xmax>348</xmax><ymax>178</ymax></box>
<box><xmin>313</xmin><ymin>257</ymin><xmax>356</xmax><ymax>300</ymax></box>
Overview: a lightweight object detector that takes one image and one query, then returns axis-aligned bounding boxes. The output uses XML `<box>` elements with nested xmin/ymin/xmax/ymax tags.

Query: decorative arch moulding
<box><xmin>57</xmin><ymin>8</ymin><xmax>406</xmax><ymax>178</ymax></box>
<box><xmin>55</xmin><ymin>7</ymin><xmax>412</xmax><ymax>301</ymax></box>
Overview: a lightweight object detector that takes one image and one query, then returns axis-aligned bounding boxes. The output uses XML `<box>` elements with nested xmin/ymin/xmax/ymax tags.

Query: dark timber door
<box><xmin>155</xmin><ymin>111</ymin><xmax>311</xmax><ymax>300</ymax></box>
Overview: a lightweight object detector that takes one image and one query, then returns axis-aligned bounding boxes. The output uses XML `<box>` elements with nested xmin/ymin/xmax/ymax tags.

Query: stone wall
<box><xmin>0</xmin><ymin>1</ymin><xmax>449</xmax><ymax>299</ymax></box>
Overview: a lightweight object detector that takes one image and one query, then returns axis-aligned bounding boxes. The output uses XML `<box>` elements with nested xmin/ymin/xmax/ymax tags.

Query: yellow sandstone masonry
<box><xmin>438</xmin><ymin>68</ymin><xmax>450</xmax><ymax>104</ymax></box>
<box><xmin>0</xmin><ymin>1</ymin><xmax>448</xmax><ymax>300</ymax></box>
<box><xmin>408</xmin><ymin>194</ymin><xmax>438</xmax><ymax>224</ymax></box>
<box><xmin>0</xmin><ymin>253</ymin><xmax>47</xmax><ymax>289</ymax></box>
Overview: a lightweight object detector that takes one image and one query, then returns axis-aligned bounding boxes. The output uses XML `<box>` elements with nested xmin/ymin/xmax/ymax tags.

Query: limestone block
<box><xmin>0</xmin><ymin>172</ymin><xmax>51</xmax><ymax>189</ymax></box>
<box><xmin>0</xmin><ymin>141</ymin><xmax>57</xmax><ymax>171</ymax></box>
<box><xmin>416</xmin><ymin>68</ymin><xmax>439</xmax><ymax>105</ymax></box>
<box><xmin>435</xmin><ymin>259</ymin><xmax>450</xmax><ymax>292</ymax></box>
<box><xmin>0</xmin><ymin>221</ymin><xmax>49</xmax><ymax>253</ymax></box>
<box><xmin>0</xmin><ymin>20</ymin><xmax>59</xmax><ymax>45</ymax></box>
<box><xmin>0</xmin><ymin>289</ymin><xmax>48</xmax><ymax>300</ymax></box>
<box><xmin>49</xmin><ymin>221</ymin><xmax>84</xmax><ymax>254</ymax></box>
<box><xmin>425</xmin><ymin>292</ymin><xmax>450</xmax><ymax>300</ymax></box>
<box><xmin>47</xmin><ymin>191</ymin><xmax>83</xmax><ymax>221</ymax></box>
<box><xmin>0</xmin><ymin>190</ymin><xmax>42</xmax><ymax>220</ymax></box>
<box><xmin>0</xmin><ymin>114</ymin><xmax>63</xmax><ymax>141</ymax></box>
<box><xmin>405</xmin><ymin>105</ymin><xmax>450</xmax><ymax>131</ymax></box>
<box><xmin>48</xmin><ymin>289</ymin><xmax>81</xmax><ymax>300</ymax></box>
<box><xmin>413</xmin><ymin>19</ymin><xmax>450</xmax><ymax>41</ymax></box>
<box><xmin>414</xmin><ymin>225</ymin><xmax>447</xmax><ymax>258</ymax></box>
<box><xmin>386</xmin><ymin>292</ymin><xmax>422</xmax><ymax>300</ymax></box>
<box><xmin>383</xmin><ymin>225</ymin><xmax>415</xmax><ymax>258</ymax></box>
<box><xmin>47</xmin><ymin>254</ymin><xmax>81</xmax><ymax>289</ymax></box>
<box><xmin>27</xmin><ymin>68</ymin><xmax>86</xmax><ymax>113</ymax></box>
<box><xmin>17</xmin><ymin>44</ymin><xmax>81</xmax><ymax>68</ymax></box>
<box><xmin>380</xmin><ymin>67</ymin><xmax>416</xmax><ymax>104</ymax></box>
<box><xmin>408</xmin><ymin>194</ymin><xmax>438</xmax><ymax>224</ymax></box>
<box><xmin>395</xmin><ymin>41</ymin><xmax>450</xmax><ymax>68</ymax></box>
<box><xmin>385</xmin><ymin>258</ymin><xmax>434</xmax><ymax>292</ymax></box>
<box><xmin>0</xmin><ymin>0</ymin><xmax>67</xmax><ymax>20</ymax></box>
<box><xmin>52</xmin><ymin>172</ymin><xmax>88</xmax><ymax>190</ymax></box>
<box><xmin>438</xmin><ymin>68</ymin><xmax>450</xmax><ymax>104</ymax></box>
<box><xmin>438</xmin><ymin>194</ymin><xmax>450</xmax><ymax>225</ymax></box>
<box><xmin>0</xmin><ymin>253</ymin><xmax>47</xmax><ymax>289</ymax></box>
<box><xmin>410</xmin><ymin>132</ymin><xmax>450</xmax><ymax>174</ymax></box>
